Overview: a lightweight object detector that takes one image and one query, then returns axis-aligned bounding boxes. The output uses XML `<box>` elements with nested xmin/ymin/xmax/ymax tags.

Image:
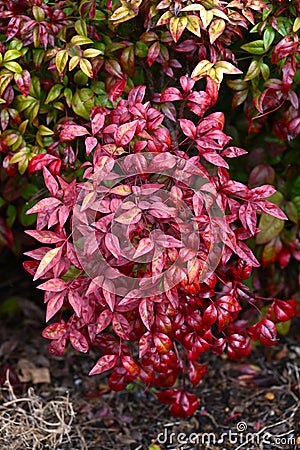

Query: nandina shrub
<box><xmin>24</xmin><ymin>83</ymin><xmax>296</xmax><ymax>417</ymax></box>
<box><xmin>0</xmin><ymin>0</ymin><xmax>298</xmax><ymax>416</ymax></box>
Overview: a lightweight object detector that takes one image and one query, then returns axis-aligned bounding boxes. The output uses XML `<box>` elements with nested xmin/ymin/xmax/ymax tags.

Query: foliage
<box><xmin>0</xmin><ymin>0</ymin><xmax>299</xmax><ymax>416</ymax></box>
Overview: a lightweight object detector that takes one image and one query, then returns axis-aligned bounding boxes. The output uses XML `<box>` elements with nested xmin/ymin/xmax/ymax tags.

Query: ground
<box><xmin>1</xmin><ymin>250</ymin><xmax>300</xmax><ymax>450</ymax></box>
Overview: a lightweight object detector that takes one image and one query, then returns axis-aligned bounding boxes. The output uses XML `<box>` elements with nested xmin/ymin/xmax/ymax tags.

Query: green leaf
<box><xmin>135</xmin><ymin>41</ymin><xmax>148</xmax><ymax>58</ymax></box>
<box><xmin>256</xmin><ymin>214</ymin><xmax>284</xmax><ymax>245</ymax></box>
<box><xmin>276</xmin><ymin>320</ymin><xmax>291</xmax><ymax>336</ymax></box>
<box><xmin>44</xmin><ymin>84</ymin><xmax>63</xmax><ymax>104</ymax></box>
<box><xmin>20</xmin><ymin>200</ymin><xmax>38</xmax><ymax>226</ymax></box>
<box><xmin>263</xmin><ymin>27</ymin><xmax>275</xmax><ymax>50</ymax></box>
<box><xmin>6</xmin><ymin>204</ymin><xmax>16</xmax><ymax>227</ymax></box>
<box><xmin>241</xmin><ymin>40</ymin><xmax>266</xmax><ymax>55</ymax></box>
<box><xmin>259</xmin><ymin>62</ymin><xmax>270</xmax><ymax>81</ymax></box>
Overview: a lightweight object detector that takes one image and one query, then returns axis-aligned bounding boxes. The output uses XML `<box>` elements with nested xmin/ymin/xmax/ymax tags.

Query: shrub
<box><xmin>0</xmin><ymin>0</ymin><xmax>299</xmax><ymax>416</ymax></box>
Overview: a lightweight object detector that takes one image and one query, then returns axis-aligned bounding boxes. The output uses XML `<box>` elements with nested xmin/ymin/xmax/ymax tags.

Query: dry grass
<box><xmin>0</xmin><ymin>374</ymin><xmax>87</xmax><ymax>450</ymax></box>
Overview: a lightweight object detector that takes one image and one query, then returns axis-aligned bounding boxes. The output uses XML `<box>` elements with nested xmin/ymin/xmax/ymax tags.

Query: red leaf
<box><xmin>42</xmin><ymin>320</ymin><xmax>67</xmax><ymax>340</ymax></box>
<box><xmin>28</xmin><ymin>154</ymin><xmax>61</xmax><ymax>174</ymax></box>
<box><xmin>68</xmin><ymin>290</ymin><xmax>82</xmax><ymax>317</ymax></box>
<box><xmin>134</xmin><ymin>238</ymin><xmax>154</xmax><ymax>259</ymax></box>
<box><xmin>43</xmin><ymin>167</ymin><xmax>59</xmax><ymax>197</ymax></box>
<box><xmin>70</xmin><ymin>329</ymin><xmax>90</xmax><ymax>353</ymax></box>
<box><xmin>148</xmin><ymin>41</ymin><xmax>160</xmax><ymax>67</ymax></box>
<box><xmin>105</xmin><ymin>233</ymin><xmax>122</xmax><ymax>258</ymax></box>
<box><xmin>89</xmin><ymin>354</ymin><xmax>118</xmax><ymax>375</ymax></box>
<box><xmin>14</xmin><ymin>70</ymin><xmax>30</xmax><ymax>96</ymax></box>
<box><xmin>188</xmin><ymin>361</ymin><xmax>207</xmax><ymax>386</ymax></box>
<box><xmin>153</xmin><ymin>332</ymin><xmax>172</xmax><ymax>354</ymax></box>
<box><xmin>114</xmin><ymin>207</ymin><xmax>141</xmax><ymax>225</ymax></box>
<box><xmin>113</xmin><ymin>313</ymin><xmax>131</xmax><ymax>339</ymax></box>
<box><xmin>60</xmin><ymin>125</ymin><xmax>89</xmax><ymax>142</ymax></box>
<box><xmin>201</xmin><ymin>151</ymin><xmax>229</xmax><ymax>168</ymax></box>
<box><xmin>269</xmin><ymin>299</ymin><xmax>297</xmax><ymax>322</ymax></box>
<box><xmin>46</xmin><ymin>292</ymin><xmax>64</xmax><ymax>322</ymax></box>
<box><xmin>96</xmin><ymin>309</ymin><xmax>113</xmax><ymax>334</ymax></box>
<box><xmin>0</xmin><ymin>217</ymin><xmax>13</xmax><ymax>248</ymax></box>
<box><xmin>109</xmin><ymin>76</ymin><xmax>126</xmax><ymax>102</ymax></box>
<box><xmin>148</xmin><ymin>152</ymin><xmax>176</xmax><ymax>171</ymax></box>
<box><xmin>26</xmin><ymin>198</ymin><xmax>62</xmax><ymax>215</ymax></box>
<box><xmin>139</xmin><ymin>331</ymin><xmax>152</xmax><ymax>357</ymax></box>
<box><xmin>170</xmin><ymin>391</ymin><xmax>199</xmax><ymax>417</ymax></box>
<box><xmin>121</xmin><ymin>356</ymin><xmax>140</xmax><ymax>376</ymax></box>
<box><xmin>248</xmin><ymin>319</ymin><xmax>278</xmax><ymax>346</ymax></box>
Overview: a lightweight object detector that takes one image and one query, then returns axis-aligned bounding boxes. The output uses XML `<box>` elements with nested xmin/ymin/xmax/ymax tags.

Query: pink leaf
<box><xmin>160</xmin><ymin>87</ymin><xmax>183</xmax><ymax>102</ymax></box>
<box><xmin>60</xmin><ymin>125</ymin><xmax>89</xmax><ymax>142</ymax></box>
<box><xmin>139</xmin><ymin>299</ymin><xmax>154</xmax><ymax>330</ymax></box>
<box><xmin>134</xmin><ymin>238</ymin><xmax>154</xmax><ymax>258</ymax></box>
<box><xmin>114</xmin><ymin>120</ymin><xmax>138</xmax><ymax>146</ymax></box>
<box><xmin>179</xmin><ymin>119</ymin><xmax>196</xmax><ymax>139</ymax></box>
<box><xmin>37</xmin><ymin>278</ymin><xmax>67</xmax><ymax>292</ymax></box>
<box><xmin>68</xmin><ymin>290</ymin><xmax>82</xmax><ymax>317</ymax></box>
<box><xmin>254</xmin><ymin>200</ymin><xmax>287</xmax><ymax>220</ymax></box>
<box><xmin>34</xmin><ymin>246</ymin><xmax>63</xmax><ymax>281</ymax></box>
<box><xmin>46</xmin><ymin>292</ymin><xmax>64</xmax><ymax>322</ymax></box>
<box><xmin>85</xmin><ymin>136</ymin><xmax>98</xmax><ymax>155</ymax></box>
<box><xmin>222</xmin><ymin>146</ymin><xmax>248</xmax><ymax>158</ymax></box>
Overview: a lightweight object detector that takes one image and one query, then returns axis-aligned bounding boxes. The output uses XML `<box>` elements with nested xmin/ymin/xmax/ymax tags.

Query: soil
<box><xmin>1</xmin><ymin>250</ymin><xmax>300</xmax><ymax>450</ymax></box>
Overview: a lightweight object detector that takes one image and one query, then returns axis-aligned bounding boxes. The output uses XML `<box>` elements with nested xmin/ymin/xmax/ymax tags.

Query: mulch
<box><xmin>1</xmin><ymin>251</ymin><xmax>300</xmax><ymax>450</ymax></box>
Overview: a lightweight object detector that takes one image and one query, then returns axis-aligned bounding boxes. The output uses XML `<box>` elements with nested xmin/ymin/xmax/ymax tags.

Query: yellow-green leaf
<box><xmin>110</xmin><ymin>5</ymin><xmax>136</xmax><ymax>23</ymax></box>
<box><xmin>244</xmin><ymin>60</ymin><xmax>260</xmax><ymax>81</ymax></box>
<box><xmin>186</xmin><ymin>15</ymin><xmax>201</xmax><ymax>38</ymax></box>
<box><xmin>83</xmin><ymin>48</ymin><xmax>104</xmax><ymax>58</ymax></box>
<box><xmin>169</xmin><ymin>16</ymin><xmax>187</xmax><ymax>42</ymax></box>
<box><xmin>3</xmin><ymin>50</ymin><xmax>21</xmax><ymax>62</ymax></box>
<box><xmin>69</xmin><ymin>55</ymin><xmax>80</xmax><ymax>71</ymax></box>
<box><xmin>199</xmin><ymin>7</ymin><xmax>213</xmax><ymax>28</ymax></box>
<box><xmin>79</xmin><ymin>58</ymin><xmax>93</xmax><ymax>78</ymax></box>
<box><xmin>156</xmin><ymin>10</ymin><xmax>173</xmax><ymax>26</ymax></box>
<box><xmin>56</xmin><ymin>50</ymin><xmax>68</xmax><ymax>74</ymax></box>
<box><xmin>191</xmin><ymin>59</ymin><xmax>214</xmax><ymax>81</ymax></box>
<box><xmin>70</xmin><ymin>35</ymin><xmax>93</xmax><ymax>46</ymax></box>
<box><xmin>209</xmin><ymin>18</ymin><xmax>226</xmax><ymax>44</ymax></box>
<box><xmin>293</xmin><ymin>17</ymin><xmax>300</xmax><ymax>33</ymax></box>
<box><xmin>75</xmin><ymin>19</ymin><xmax>87</xmax><ymax>37</ymax></box>
<box><xmin>38</xmin><ymin>125</ymin><xmax>54</xmax><ymax>136</ymax></box>
<box><xmin>4</xmin><ymin>61</ymin><xmax>22</xmax><ymax>74</ymax></box>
